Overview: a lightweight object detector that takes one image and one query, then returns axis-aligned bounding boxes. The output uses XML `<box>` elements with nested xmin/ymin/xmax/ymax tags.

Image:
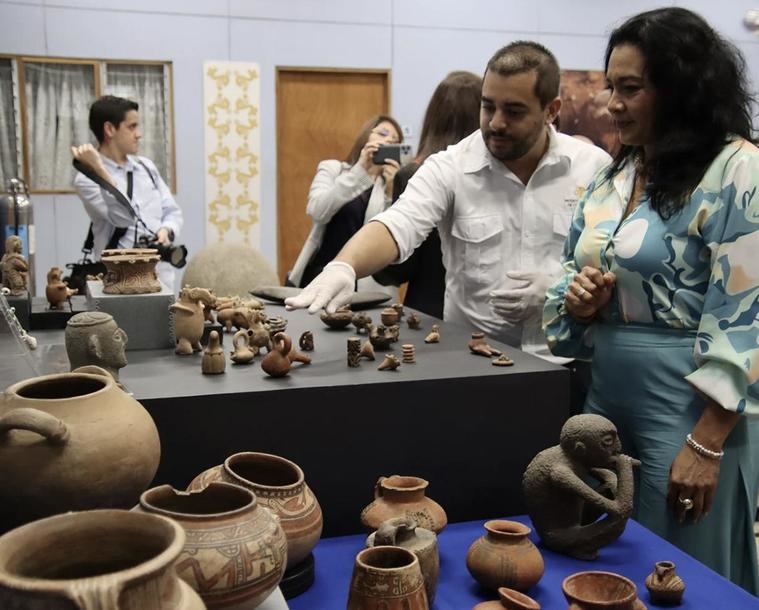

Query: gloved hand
<box><xmin>284</xmin><ymin>261</ymin><xmax>356</xmax><ymax>314</ymax></box>
<box><xmin>489</xmin><ymin>270</ymin><xmax>554</xmax><ymax>324</ymax></box>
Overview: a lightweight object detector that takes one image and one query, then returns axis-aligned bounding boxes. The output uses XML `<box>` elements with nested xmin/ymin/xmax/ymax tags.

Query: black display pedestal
<box><xmin>280</xmin><ymin>554</ymin><xmax>315</xmax><ymax>599</ymax></box>
<box><xmin>6</xmin><ymin>291</ymin><xmax>30</xmax><ymax>331</ymax></box>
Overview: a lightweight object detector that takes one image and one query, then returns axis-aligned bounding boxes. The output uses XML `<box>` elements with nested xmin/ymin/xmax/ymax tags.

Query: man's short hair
<box><xmin>88</xmin><ymin>95</ymin><xmax>139</xmax><ymax>143</ymax></box>
<box><xmin>485</xmin><ymin>41</ymin><xmax>560</xmax><ymax>107</ymax></box>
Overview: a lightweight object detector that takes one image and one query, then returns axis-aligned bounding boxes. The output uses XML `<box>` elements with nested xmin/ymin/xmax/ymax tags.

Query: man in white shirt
<box><xmin>286</xmin><ymin>42</ymin><xmax>610</xmax><ymax>407</ymax></box>
<box><xmin>72</xmin><ymin>96</ymin><xmax>183</xmax><ymax>290</ymax></box>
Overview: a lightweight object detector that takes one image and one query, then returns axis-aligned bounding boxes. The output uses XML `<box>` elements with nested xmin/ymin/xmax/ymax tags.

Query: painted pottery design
<box><xmin>466</xmin><ymin>520</ymin><xmax>544</xmax><ymax>592</ymax></box>
<box><xmin>188</xmin><ymin>452</ymin><xmax>323</xmax><ymax>569</ymax></box>
<box><xmin>347</xmin><ymin>546</ymin><xmax>428</xmax><ymax>610</ymax></box>
<box><xmin>170</xmin><ymin>286</ymin><xmax>216</xmax><ymax>355</ymax></box>
<box><xmin>46</xmin><ymin>266</ymin><xmax>77</xmax><ymax>310</ymax></box>
<box><xmin>0</xmin><ymin>367</ymin><xmax>160</xmax><ymax>532</ymax></box>
<box><xmin>137</xmin><ymin>483</ymin><xmax>287</xmax><ymax>608</ymax></box>
<box><xmin>201</xmin><ymin>331</ymin><xmax>226</xmax><ymax>374</ymax></box>
<box><xmin>320</xmin><ymin>306</ymin><xmax>353</xmax><ymax>330</ymax></box>
<box><xmin>261</xmin><ymin>332</ymin><xmax>291</xmax><ymax>377</ymax></box>
<box><xmin>563</xmin><ymin>571</ymin><xmax>647</xmax><ymax>610</ymax></box>
<box><xmin>361</xmin><ymin>475</ymin><xmax>447</xmax><ymax>534</ymax></box>
<box><xmin>367</xmin><ymin>518</ymin><xmax>439</xmax><ymax>604</ymax></box>
<box><xmin>101</xmin><ymin>248</ymin><xmax>162</xmax><ymax>294</ymax></box>
<box><xmin>230</xmin><ymin>329</ymin><xmax>256</xmax><ymax>364</ymax></box>
<box><xmin>65</xmin><ymin>312</ymin><xmax>128</xmax><ymax>381</ymax></box>
<box><xmin>645</xmin><ymin>561</ymin><xmax>685</xmax><ymax>605</ymax></box>
<box><xmin>473</xmin><ymin>587</ymin><xmax>541</xmax><ymax>610</ymax></box>
<box><xmin>0</xmin><ymin>509</ymin><xmax>205</xmax><ymax>610</ymax></box>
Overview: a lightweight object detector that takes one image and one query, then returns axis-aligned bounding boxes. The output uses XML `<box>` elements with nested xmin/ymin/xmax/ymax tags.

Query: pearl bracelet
<box><xmin>686</xmin><ymin>433</ymin><xmax>724</xmax><ymax>460</ymax></box>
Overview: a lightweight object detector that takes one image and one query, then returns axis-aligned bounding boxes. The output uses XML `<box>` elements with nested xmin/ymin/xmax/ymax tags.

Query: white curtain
<box><xmin>25</xmin><ymin>62</ymin><xmax>95</xmax><ymax>190</ymax></box>
<box><xmin>0</xmin><ymin>59</ymin><xmax>19</xmax><ymax>188</ymax></box>
<box><xmin>104</xmin><ymin>63</ymin><xmax>170</xmax><ymax>182</ymax></box>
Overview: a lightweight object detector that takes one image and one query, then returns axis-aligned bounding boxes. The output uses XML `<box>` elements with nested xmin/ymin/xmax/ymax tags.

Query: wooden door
<box><xmin>276</xmin><ymin>68</ymin><xmax>390</xmax><ymax>282</ymax></box>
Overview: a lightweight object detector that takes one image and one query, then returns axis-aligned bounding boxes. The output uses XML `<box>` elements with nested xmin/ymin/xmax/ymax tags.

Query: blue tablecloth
<box><xmin>289</xmin><ymin>516</ymin><xmax>759</xmax><ymax>609</ymax></box>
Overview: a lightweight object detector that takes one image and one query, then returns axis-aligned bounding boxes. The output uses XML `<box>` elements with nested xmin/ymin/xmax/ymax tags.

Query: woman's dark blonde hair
<box><xmin>344</xmin><ymin>115</ymin><xmax>403</xmax><ymax>165</ymax></box>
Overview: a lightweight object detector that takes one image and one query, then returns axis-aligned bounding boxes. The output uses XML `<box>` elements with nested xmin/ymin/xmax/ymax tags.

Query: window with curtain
<box><xmin>23</xmin><ymin>61</ymin><xmax>96</xmax><ymax>191</ymax></box>
<box><xmin>104</xmin><ymin>63</ymin><xmax>173</xmax><ymax>185</ymax></box>
<box><xmin>0</xmin><ymin>58</ymin><xmax>20</xmax><ymax>189</ymax></box>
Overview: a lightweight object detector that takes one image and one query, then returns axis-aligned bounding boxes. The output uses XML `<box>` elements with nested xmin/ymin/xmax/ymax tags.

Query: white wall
<box><xmin>1</xmin><ymin>0</ymin><xmax>757</xmax><ymax>294</ymax></box>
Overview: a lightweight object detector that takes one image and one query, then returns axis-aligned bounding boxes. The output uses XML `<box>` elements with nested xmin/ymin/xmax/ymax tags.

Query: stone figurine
<box><xmin>45</xmin><ymin>267</ymin><xmax>77</xmax><ymax>310</ymax></box>
<box><xmin>202</xmin><ymin>330</ymin><xmax>226</xmax><ymax>374</ymax></box>
<box><xmin>65</xmin><ymin>311</ymin><xmax>128</xmax><ymax>381</ymax></box>
<box><xmin>1</xmin><ymin>235</ymin><xmax>29</xmax><ymax>296</ymax></box>
<box><xmin>169</xmin><ymin>286</ymin><xmax>216</xmax><ymax>355</ymax></box>
<box><xmin>522</xmin><ymin>414</ymin><xmax>640</xmax><ymax>560</ymax></box>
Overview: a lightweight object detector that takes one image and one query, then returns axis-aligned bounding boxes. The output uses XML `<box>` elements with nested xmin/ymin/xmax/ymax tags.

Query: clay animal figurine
<box><xmin>248</xmin><ymin>310</ymin><xmax>272</xmax><ymax>353</ymax></box>
<box><xmin>369</xmin><ymin>325</ymin><xmax>395</xmax><ymax>350</ymax></box>
<box><xmin>522</xmin><ymin>414</ymin><xmax>641</xmax><ymax>560</ymax></box>
<box><xmin>65</xmin><ymin>311</ymin><xmax>128</xmax><ymax>382</ymax></box>
<box><xmin>170</xmin><ymin>286</ymin><xmax>216</xmax><ymax>355</ymax></box>
<box><xmin>380</xmin><ymin>307</ymin><xmax>400</xmax><ymax>327</ymax></box>
<box><xmin>202</xmin><ymin>331</ymin><xmax>226</xmax><ymax>374</ymax></box>
<box><xmin>645</xmin><ymin>561</ymin><xmax>685</xmax><ymax>605</ymax></box>
<box><xmin>359</xmin><ymin>340</ymin><xmax>375</xmax><ymax>361</ymax></box>
<box><xmin>352</xmin><ymin>312</ymin><xmax>373</xmax><ymax>334</ymax></box>
<box><xmin>299</xmin><ymin>330</ymin><xmax>314</xmax><ymax>351</ymax></box>
<box><xmin>378</xmin><ymin>353</ymin><xmax>401</xmax><ymax>371</ymax></box>
<box><xmin>261</xmin><ymin>332</ymin><xmax>292</xmax><ymax>377</ymax></box>
<box><xmin>230</xmin><ymin>329</ymin><xmax>257</xmax><ymax>364</ymax></box>
<box><xmin>469</xmin><ymin>331</ymin><xmax>502</xmax><ymax>357</ymax></box>
<box><xmin>407</xmin><ymin>312</ymin><xmax>422</xmax><ymax>330</ymax></box>
<box><xmin>1</xmin><ymin>235</ymin><xmax>29</xmax><ymax>296</ymax></box>
<box><xmin>46</xmin><ymin>267</ymin><xmax>77</xmax><ymax>310</ymax></box>
<box><xmin>425</xmin><ymin>324</ymin><xmax>440</xmax><ymax>344</ymax></box>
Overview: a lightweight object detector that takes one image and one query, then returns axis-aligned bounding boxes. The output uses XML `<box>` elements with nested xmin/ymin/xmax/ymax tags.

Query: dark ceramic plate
<box><xmin>250</xmin><ymin>286</ymin><xmax>392</xmax><ymax>310</ymax></box>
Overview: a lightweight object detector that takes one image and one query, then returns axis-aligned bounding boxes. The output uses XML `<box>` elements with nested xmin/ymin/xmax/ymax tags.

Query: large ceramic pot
<box><xmin>0</xmin><ymin>367</ymin><xmax>161</xmax><ymax>532</ymax></box>
<box><xmin>137</xmin><ymin>482</ymin><xmax>288</xmax><ymax>609</ymax></box>
<box><xmin>189</xmin><ymin>452</ymin><xmax>322</xmax><ymax>569</ymax></box>
<box><xmin>0</xmin><ymin>509</ymin><xmax>205</xmax><ymax>609</ymax></box>
<box><xmin>347</xmin><ymin>546</ymin><xmax>428</xmax><ymax>610</ymax></box>
<box><xmin>360</xmin><ymin>475</ymin><xmax>448</xmax><ymax>534</ymax></box>
<box><xmin>466</xmin><ymin>520</ymin><xmax>544</xmax><ymax>592</ymax></box>
<box><xmin>562</xmin><ymin>571</ymin><xmax>646</xmax><ymax>610</ymax></box>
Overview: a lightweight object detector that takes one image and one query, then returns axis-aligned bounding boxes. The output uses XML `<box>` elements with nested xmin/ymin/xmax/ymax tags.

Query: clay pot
<box><xmin>202</xmin><ymin>331</ymin><xmax>226</xmax><ymax>374</ymax></box>
<box><xmin>137</xmin><ymin>482</ymin><xmax>287</xmax><ymax>608</ymax></box>
<box><xmin>381</xmin><ymin>307</ymin><xmax>400</xmax><ymax>326</ymax></box>
<box><xmin>0</xmin><ymin>367</ymin><xmax>160</xmax><ymax>532</ymax></box>
<box><xmin>466</xmin><ymin>520</ymin><xmax>544</xmax><ymax>592</ymax></box>
<box><xmin>645</xmin><ymin>561</ymin><xmax>684</xmax><ymax>605</ymax></box>
<box><xmin>473</xmin><ymin>587</ymin><xmax>542</xmax><ymax>610</ymax></box>
<box><xmin>562</xmin><ymin>571</ymin><xmax>646</xmax><ymax>610</ymax></box>
<box><xmin>265</xmin><ymin>315</ymin><xmax>288</xmax><ymax>337</ymax></box>
<box><xmin>230</xmin><ymin>329</ymin><xmax>257</xmax><ymax>364</ymax></box>
<box><xmin>261</xmin><ymin>332</ymin><xmax>292</xmax><ymax>377</ymax></box>
<box><xmin>189</xmin><ymin>452</ymin><xmax>323</xmax><ymax>570</ymax></box>
<box><xmin>101</xmin><ymin>248</ymin><xmax>162</xmax><ymax>294</ymax></box>
<box><xmin>347</xmin><ymin>546</ymin><xmax>428</xmax><ymax>610</ymax></box>
<box><xmin>0</xmin><ymin>509</ymin><xmax>205</xmax><ymax>609</ymax></box>
<box><xmin>361</xmin><ymin>475</ymin><xmax>447</xmax><ymax>534</ymax></box>
<box><xmin>320</xmin><ymin>307</ymin><xmax>353</xmax><ymax>330</ymax></box>
<box><xmin>367</xmin><ymin>517</ymin><xmax>439</xmax><ymax>604</ymax></box>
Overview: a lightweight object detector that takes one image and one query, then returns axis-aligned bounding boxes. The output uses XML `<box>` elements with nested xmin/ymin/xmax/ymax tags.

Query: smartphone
<box><xmin>373</xmin><ymin>143</ymin><xmax>414</xmax><ymax>165</ymax></box>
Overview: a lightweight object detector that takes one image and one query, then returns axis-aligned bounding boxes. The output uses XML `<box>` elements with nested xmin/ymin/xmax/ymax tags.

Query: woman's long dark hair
<box><xmin>344</xmin><ymin>115</ymin><xmax>403</xmax><ymax>165</ymax></box>
<box><xmin>604</xmin><ymin>7</ymin><xmax>755</xmax><ymax>218</ymax></box>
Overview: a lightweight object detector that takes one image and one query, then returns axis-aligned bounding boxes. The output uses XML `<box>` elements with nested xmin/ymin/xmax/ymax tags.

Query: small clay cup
<box><xmin>562</xmin><ymin>571</ymin><xmax>646</xmax><ymax>610</ymax></box>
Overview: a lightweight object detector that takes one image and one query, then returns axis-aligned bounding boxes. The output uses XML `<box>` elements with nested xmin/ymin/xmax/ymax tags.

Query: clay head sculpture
<box><xmin>65</xmin><ymin>312</ymin><xmax>128</xmax><ymax>381</ymax></box>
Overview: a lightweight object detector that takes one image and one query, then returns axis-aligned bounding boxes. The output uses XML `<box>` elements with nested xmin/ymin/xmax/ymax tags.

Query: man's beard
<box><xmin>484</xmin><ymin>127</ymin><xmax>542</xmax><ymax>161</ymax></box>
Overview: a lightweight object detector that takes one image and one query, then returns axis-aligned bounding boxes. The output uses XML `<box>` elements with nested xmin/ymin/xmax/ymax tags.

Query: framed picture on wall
<box><xmin>559</xmin><ymin>70</ymin><xmax>619</xmax><ymax>155</ymax></box>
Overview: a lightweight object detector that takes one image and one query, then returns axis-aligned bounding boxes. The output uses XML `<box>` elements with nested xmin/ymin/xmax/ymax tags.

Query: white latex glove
<box><xmin>284</xmin><ymin>261</ymin><xmax>356</xmax><ymax>314</ymax></box>
<box><xmin>489</xmin><ymin>270</ymin><xmax>553</xmax><ymax>324</ymax></box>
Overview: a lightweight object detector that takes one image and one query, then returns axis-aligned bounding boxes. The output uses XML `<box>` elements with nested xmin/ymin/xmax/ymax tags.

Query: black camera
<box><xmin>139</xmin><ymin>236</ymin><xmax>188</xmax><ymax>268</ymax></box>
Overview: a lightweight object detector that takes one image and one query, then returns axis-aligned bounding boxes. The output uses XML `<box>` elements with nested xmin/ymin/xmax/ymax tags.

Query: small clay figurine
<box><xmin>401</xmin><ymin>344</ymin><xmax>416</xmax><ymax>364</ymax></box>
<box><xmin>201</xmin><ymin>330</ymin><xmax>226</xmax><ymax>374</ymax></box>
<box><xmin>46</xmin><ymin>266</ymin><xmax>77</xmax><ymax>310</ymax></box>
<box><xmin>299</xmin><ymin>330</ymin><xmax>314</xmax><ymax>351</ymax></box>
<box><xmin>381</xmin><ymin>307</ymin><xmax>400</xmax><ymax>327</ymax></box>
<box><xmin>378</xmin><ymin>353</ymin><xmax>401</xmax><ymax>371</ymax></box>
<box><xmin>359</xmin><ymin>340</ymin><xmax>375</xmax><ymax>361</ymax></box>
<box><xmin>645</xmin><ymin>560</ymin><xmax>685</xmax><ymax>605</ymax></box>
<box><xmin>230</xmin><ymin>329</ymin><xmax>256</xmax><ymax>364</ymax></box>
<box><xmin>261</xmin><ymin>332</ymin><xmax>292</xmax><ymax>377</ymax></box>
<box><xmin>248</xmin><ymin>310</ymin><xmax>272</xmax><ymax>353</ymax></box>
<box><xmin>522</xmin><ymin>414</ymin><xmax>640</xmax><ymax>560</ymax></box>
<box><xmin>469</xmin><ymin>331</ymin><xmax>502</xmax><ymax>357</ymax></box>
<box><xmin>347</xmin><ymin>337</ymin><xmax>361</xmax><ymax>368</ymax></box>
<box><xmin>425</xmin><ymin>324</ymin><xmax>440</xmax><ymax>344</ymax></box>
<box><xmin>352</xmin><ymin>312</ymin><xmax>372</xmax><ymax>334</ymax></box>
<box><xmin>1</xmin><ymin>235</ymin><xmax>29</xmax><ymax>296</ymax></box>
<box><xmin>170</xmin><ymin>286</ymin><xmax>216</xmax><ymax>355</ymax></box>
<box><xmin>407</xmin><ymin>312</ymin><xmax>422</xmax><ymax>330</ymax></box>
<box><xmin>369</xmin><ymin>325</ymin><xmax>395</xmax><ymax>350</ymax></box>
<box><xmin>65</xmin><ymin>311</ymin><xmax>128</xmax><ymax>381</ymax></box>
<box><xmin>492</xmin><ymin>354</ymin><xmax>514</xmax><ymax>367</ymax></box>
<box><xmin>392</xmin><ymin>303</ymin><xmax>405</xmax><ymax>319</ymax></box>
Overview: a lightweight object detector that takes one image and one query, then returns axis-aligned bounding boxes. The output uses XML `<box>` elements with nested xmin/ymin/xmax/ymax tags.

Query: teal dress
<box><xmin>543</xmin><ymin>140</ymin><xmax>759</xmax><ymax>594</ymax></box>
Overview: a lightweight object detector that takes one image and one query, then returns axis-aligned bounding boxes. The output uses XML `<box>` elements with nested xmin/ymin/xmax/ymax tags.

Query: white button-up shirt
<box><xmin>373</xmin><ymin>128</ymin><xmax>610</xmax><ymax>362</ymax></box>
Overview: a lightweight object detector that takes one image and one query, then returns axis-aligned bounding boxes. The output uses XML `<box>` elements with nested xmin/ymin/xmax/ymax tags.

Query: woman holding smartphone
<box><xmin>288</xmin><ymin>115</ymin><xmax>403</xmax><ymax>290</ymax></box>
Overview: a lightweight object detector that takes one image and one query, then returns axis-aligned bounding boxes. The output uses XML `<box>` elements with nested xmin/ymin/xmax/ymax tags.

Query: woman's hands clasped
<box><xmin>564</xmin><ymin>266</ymin><xmax>616</xmax><ymax>322</ymax></box>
